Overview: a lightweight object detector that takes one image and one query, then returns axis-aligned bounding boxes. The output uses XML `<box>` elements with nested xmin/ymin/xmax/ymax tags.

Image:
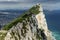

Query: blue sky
<box><xmin>0</xmin><ymin>0</ymin><xmax>60</xmax><ymax>10</ymax></box>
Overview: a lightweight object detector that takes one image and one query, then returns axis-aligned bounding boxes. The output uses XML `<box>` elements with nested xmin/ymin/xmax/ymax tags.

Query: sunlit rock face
<box><xmin>5</xmin><ymin>4</ymin><xmax>53</xmax><ymax>40</ymax></box>
<box><xmin>36</xmin><ymin>4</ymin><xmax>54</xmax><ymax>40</ymax></box>
<box><xmin>5</xmin><ymin>14</ymin><xmax>43</xmax><ymax>40</ymax></box>
<box><xmin>36</xmin><ymin>4</ymin><xmax>48</xmax><ymax>36</ymax></box>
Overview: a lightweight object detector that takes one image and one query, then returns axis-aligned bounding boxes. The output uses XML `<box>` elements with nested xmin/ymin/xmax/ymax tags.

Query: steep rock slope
<box><xmin>1</xmin><ymin>4</ymin><xmax>54</xmax><ymax>40</ymax></box>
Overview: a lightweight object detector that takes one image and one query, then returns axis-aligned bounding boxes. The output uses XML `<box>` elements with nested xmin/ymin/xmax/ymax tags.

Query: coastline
<box><xmin>50</xmin><ymin>31</ymin><xmax>56</xmax><ymax>40</ymax></box>
<box><xmin>52</xmin><ymin>31</ymin><xmax>60</xmax><ymax>40</ymax></box>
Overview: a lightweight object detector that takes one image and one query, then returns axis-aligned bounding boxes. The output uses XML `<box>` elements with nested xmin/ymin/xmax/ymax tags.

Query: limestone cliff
<box><xmin>0</xmin><ymin>4</ymin><xmax>54</xmax><ymax>40</ymax></box>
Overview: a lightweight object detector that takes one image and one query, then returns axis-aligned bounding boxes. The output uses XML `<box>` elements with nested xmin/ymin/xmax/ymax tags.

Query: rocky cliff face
<box><xmin>0</xmin><ymin>4</ymin><xmax>54</xmax><ymax>40</ymax></box>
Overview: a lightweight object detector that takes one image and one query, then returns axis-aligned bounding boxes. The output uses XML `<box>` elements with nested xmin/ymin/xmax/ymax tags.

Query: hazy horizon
<box><xmin>0</xmin><ymin>0</ymin><xmax>59</xmax><ymax>11</ymax></box>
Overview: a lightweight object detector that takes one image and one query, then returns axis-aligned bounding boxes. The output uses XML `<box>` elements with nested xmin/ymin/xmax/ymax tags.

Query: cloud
<box><xmin>0</xmin><ymin>0</ymin><xmax>17</xmax><ymax>1</ymax></box>
<box><xmin>0</xmin><ymin>3</ymin><xmax>35</xmax><ymax>10</ymax></box>
<box><xmin>42</xmin><ymin>2</ymin><xmax>60</xmax><ymax>11</ymax></box>
<box><xmin>18</xmin><ymin>0</ymin><xmax>60</xmax><ymax>3</ymax></box>
<box><xmin>0</xmin><ymin>0</ymin><xmax>60</xmax><ymax>4</ymax></box>
<box><xmin>0</xmin><ymin>0</ymin><xmax>60</xmax><ymax>10</ymax></box>
<box><xmin>11</xmin><ymin>0</ymin><xmax>58</xmax><ymax>3</ymax></box>
<box><xmin>0</xmin><ymin>1</ymin><xmax>20</xmax><ymax>4</ymax></box>
<box><xmin>0</xmin><ymin>0</ymin><xmax>60</xmax><ymax>3</ymax></box>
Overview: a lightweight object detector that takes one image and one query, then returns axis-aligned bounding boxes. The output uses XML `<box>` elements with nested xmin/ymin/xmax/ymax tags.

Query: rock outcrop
<box><xmin>0</xmin><ymin>4</ymin><xmax>54</xmax><ymax>40</ymax></box>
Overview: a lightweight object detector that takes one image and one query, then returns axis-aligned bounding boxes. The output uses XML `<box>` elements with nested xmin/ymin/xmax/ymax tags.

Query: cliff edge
<box><xmin>0</xmin><ymin>4</ymin><xmax>54</xmax><ymax>40</ymax></box>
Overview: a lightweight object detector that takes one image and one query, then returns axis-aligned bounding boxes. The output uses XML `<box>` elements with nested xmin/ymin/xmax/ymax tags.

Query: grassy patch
<box><xmin>2</xmin><ymin>5</ymin><xmax>40</xmax><ymax>30</ymax></box>
<box><xmin>29</xmin><ymin>5</ymin><xmax>40</xmax><ymax>14</ymax></box>
<box><xmin>0</xmin><ymin>32</ymin><xmax>7</xmax><ymax>40</ymax></box>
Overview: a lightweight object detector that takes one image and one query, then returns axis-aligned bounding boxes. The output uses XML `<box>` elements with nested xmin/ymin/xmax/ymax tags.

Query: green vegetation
<box><xmin>2</xmin><ymin>5</ymin><xmax>40</xmax><ymax>30</ymax></box>
<box><xmin>10</xmin><ymin>30</ymin><xmax>21</xmax><ymax>40</ymax></box>
<box><xmin>0</xmin><ymin>32</ymin><xmax>7</xmax><ymax>40</ymax></box>
<box><xmin>10</xmin><ymin>31</ymin><xmax>18</xmax><ymax>40</ymax></box>
<box><xmin>29</xmin><ymin>5</ymin><xmax>40</xmax><ymax>14</ymax></box>
<box><xmin>10</xmin><ymin>31</ymin><xmax>15</xmax><ymax>38</ymax></box>
<box><xmin>16</xmin><ymin>31</ymin><xmax>21</xmax><ymax>40</ymax></box>
<box><xmin>3</xmin><ymin>11</ymin><xmax>31</xmax><ymax>30</ymax></box>
<box><xmin>36</xmin><ymin>33</ymin><xmax>43</xmax><ymax>40</ymax></box>
<box><xmin>21</xmin><ymin>22</ymin><xmax>28</xmax><ymax>37</ymax></box>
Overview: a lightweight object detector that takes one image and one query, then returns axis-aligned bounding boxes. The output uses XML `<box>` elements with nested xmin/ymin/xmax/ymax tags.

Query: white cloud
<box><xmin>0</xmin><ymin>0</ymin><xmax>60</xmax><ymax>10</ymax></box>
<box><xmin>0</xmin><ymin>3</ymin><xmax>35</xmax><ymax>10</ymax></box>
<box><xmin>0</xmin><ymin>0</ymin><xmax>18</xmax><ymax>1</ymax></box>
<box><xmin>42</xmin><ymin>3</ymin><xmax>60</xmax><ymax>11</ymax></box>
<box><xmin>8</xmin><ymin>0</ymin><xmax>17</xmax><ymax>1</ymax></box>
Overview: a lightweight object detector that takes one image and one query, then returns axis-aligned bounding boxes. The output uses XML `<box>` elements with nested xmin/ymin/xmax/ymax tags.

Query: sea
<box><xmin>0</xmin><ymin>9</ymin><xmax>60</xmax><ymax>40</ymax></box>
<box><xmin>45</xmin><ymin>10</ymin><xmax>60</xmax><ymax>40</ymax></box>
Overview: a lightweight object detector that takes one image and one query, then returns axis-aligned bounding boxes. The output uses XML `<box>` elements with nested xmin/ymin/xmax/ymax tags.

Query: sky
<box><xmin>0</xmin><ymin>0</ymin><xmax>60</xmax><ymax>10</ymax></box>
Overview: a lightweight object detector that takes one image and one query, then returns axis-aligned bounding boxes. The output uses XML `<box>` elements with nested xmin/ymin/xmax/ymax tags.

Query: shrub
<box><xmin>3</xmin><ymin>5</ymin><xmax>40</xmax><ymax>30</ymax></box>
